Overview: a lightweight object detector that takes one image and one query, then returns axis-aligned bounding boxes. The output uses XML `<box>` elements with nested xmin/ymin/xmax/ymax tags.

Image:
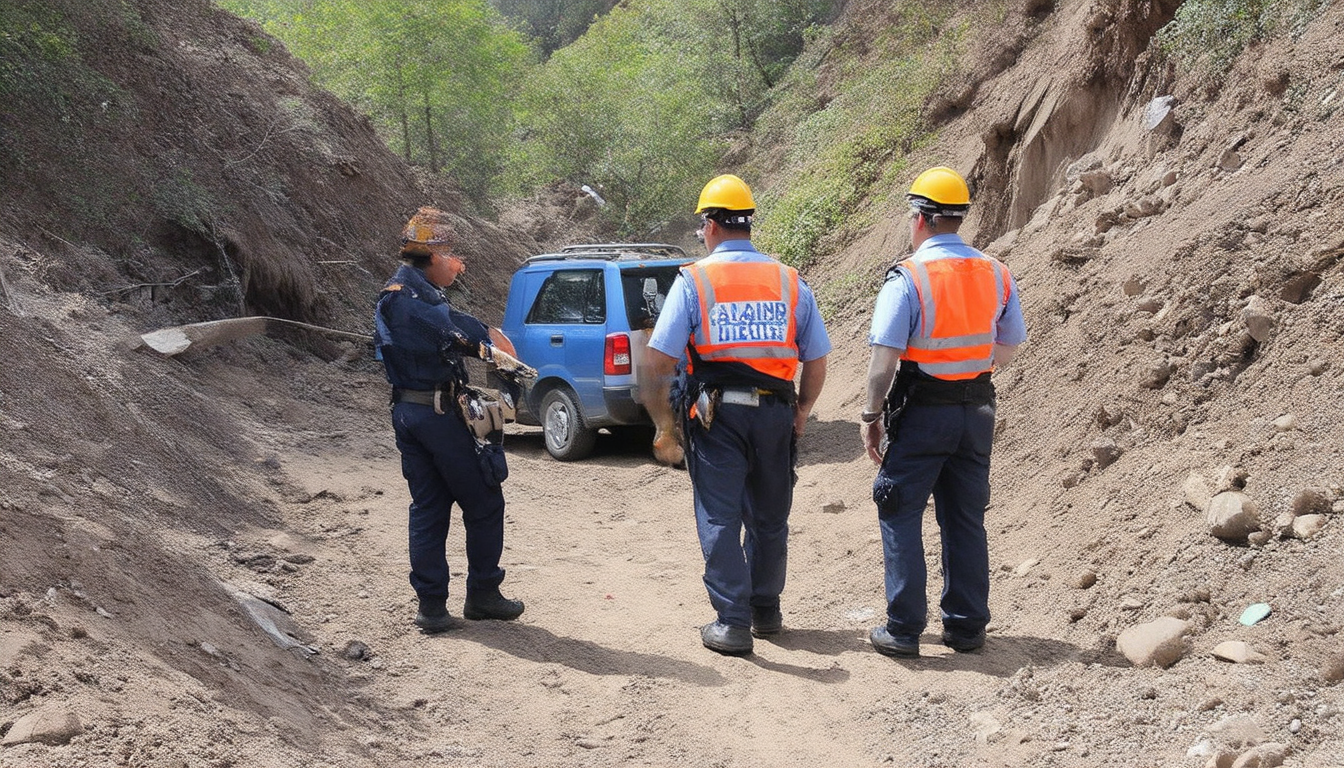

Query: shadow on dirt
<box><xmin>866</xmin><ymin>633</ymin><xmax>1089</xmax><ymax>677</ymax></box>
<box><xmin>450</xmin><ymin>622</ymin><xmax>728</xmax><ymax>687</ymax></box>
<box><xmin>505</xmin><ymin>429</ymin><xmax>661</xmax><ymax>467</ymax></box>
<box><xmin>797</xmin><ymin>418</ymin><xmax>866</xmax><ymax>468</ymax></box>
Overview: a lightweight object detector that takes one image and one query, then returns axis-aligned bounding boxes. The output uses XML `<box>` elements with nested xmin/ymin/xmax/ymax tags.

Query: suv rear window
<box><xmin>526</xmin><ymin>269</ymin><xmax>606</xmax><ymax>324</ymax></box>
<box><xmin>621</xmin><ymin>266</ymin><xmax>684</xmax><ymax>331</ymax></box>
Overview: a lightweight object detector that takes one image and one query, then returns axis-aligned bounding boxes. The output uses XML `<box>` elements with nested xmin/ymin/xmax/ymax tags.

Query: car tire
<box><xmin>541</xmin><ymin>387</ymin><xmax>597</xmax><ymax>461</ymax></box>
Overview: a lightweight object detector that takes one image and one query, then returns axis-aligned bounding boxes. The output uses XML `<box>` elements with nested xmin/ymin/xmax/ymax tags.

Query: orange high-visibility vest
<box><xmin>686</xmin><ymin>260</ymin><xmax>801</xmax><ymax>382</ymax></box>
<box><xmin>898</xmin><ymin>254</ymin><xmax>1011</xmax><ymax>380</ymax></box>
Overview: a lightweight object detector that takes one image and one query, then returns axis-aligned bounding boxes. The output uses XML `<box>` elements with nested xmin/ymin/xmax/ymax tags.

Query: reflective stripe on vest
<box><xmin>687</xmin><ymin>260</ymin><xmax>801</xmax><ymax>381</ymax></box>
<box><xmin>899</xmin><ymin>254</ymin><xmax>1010</xmax><ymax>380</ymax></box>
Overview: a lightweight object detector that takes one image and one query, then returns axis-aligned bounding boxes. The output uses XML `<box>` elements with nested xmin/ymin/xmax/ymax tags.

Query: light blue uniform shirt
<box><xmin>649</xmin><ymin>240</ymin><xmax>831</xmax><ymax>363</ymax></box>
<box><xmin>869</xmin><ymin>233</ymin><xmax>1027</xmax><ymax>350</ymax></box>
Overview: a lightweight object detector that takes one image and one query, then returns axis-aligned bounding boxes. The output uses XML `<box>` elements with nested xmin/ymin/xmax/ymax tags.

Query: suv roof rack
<box><xmin>526</xmin><ymin>243</ymin><xmax>688</xmax><ymax>263</ymax></box>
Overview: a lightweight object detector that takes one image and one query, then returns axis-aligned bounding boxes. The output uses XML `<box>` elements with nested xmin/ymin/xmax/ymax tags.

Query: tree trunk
<box><xmin>423</xmin><ymin>92</ymin><xmax>439</xmax><ymax>173</ymax></box>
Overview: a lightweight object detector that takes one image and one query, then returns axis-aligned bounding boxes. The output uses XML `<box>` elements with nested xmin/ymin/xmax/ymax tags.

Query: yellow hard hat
<box><xmin>907</xmin><ymin>166</ymin><xmax>970</xmax><ymax>216</ymax></box>
<box><xmin>695</xmin><ymin>174</ymin><xmax>756</xmax><ymax>214</ymax></box>
<box><xmin>400</xmin><ymin>207</ymin><xmax>453</xmax><ymax>257</ymax></box>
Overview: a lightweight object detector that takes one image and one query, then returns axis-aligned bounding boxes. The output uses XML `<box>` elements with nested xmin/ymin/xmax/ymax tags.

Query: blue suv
<box><xmin>499</xmin><ymin>243</ymin><xmax>695</xmax><ymax>460</ymax></box>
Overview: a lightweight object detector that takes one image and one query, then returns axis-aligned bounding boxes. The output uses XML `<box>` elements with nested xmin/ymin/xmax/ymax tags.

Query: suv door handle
<box><xmin>550</xmin><ymin>334</ymin><xmax>564</xmax><ymax>346</ymax></box>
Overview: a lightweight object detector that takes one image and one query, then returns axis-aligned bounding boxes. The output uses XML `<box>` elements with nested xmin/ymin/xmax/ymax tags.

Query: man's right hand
<box><xmin>652</xmin><ymin>426</ymin><xmax>684</xmax><ymax>466</ymax></box>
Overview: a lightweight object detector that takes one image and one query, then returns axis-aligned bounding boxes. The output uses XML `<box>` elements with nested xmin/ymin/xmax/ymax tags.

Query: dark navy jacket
<box><xmin>373</xmin><ymin>264</ymin><xmax>490</xmax><ymax>391</ymax></box>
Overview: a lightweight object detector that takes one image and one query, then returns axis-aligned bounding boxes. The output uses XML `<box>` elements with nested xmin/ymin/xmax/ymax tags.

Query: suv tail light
<box><xmin>604</xmin><ymin>333</ymin><xmax>632</xmax><ymax>375</ymax></box>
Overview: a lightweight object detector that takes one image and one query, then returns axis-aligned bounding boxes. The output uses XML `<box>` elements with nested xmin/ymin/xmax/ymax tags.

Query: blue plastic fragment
<box><xmin>1238</xmin><ymin>603</ymin><xmax>1272</xmax><ymax>626</ymax></box>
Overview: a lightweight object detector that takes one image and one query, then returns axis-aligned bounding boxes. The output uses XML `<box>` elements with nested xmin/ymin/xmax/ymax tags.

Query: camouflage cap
<box><xmin>400</xmin><ymin>206</ymin><xmax>453</xmax><ymax>257</ymax></box>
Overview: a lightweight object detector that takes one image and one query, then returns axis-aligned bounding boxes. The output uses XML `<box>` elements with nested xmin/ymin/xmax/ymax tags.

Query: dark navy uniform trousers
<box><xmin>392</xmin><ymin>401</ymin><xmax>505</xmax><ymax>601</ymax></box>
<box><xmin>873</xmin><ymin>400</ymin><xmax>994</xmax><ymax>638</ymax></box>
<box><xmin>685</xmin><ymin>395</ymin><xmax>796</xmax><ymax>628</ymax></box>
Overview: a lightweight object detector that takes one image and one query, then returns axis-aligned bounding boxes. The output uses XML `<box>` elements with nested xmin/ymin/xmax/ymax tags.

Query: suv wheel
<box><xmin>541</xmin><ymin>387</ymin><xmax>597</xmax><ymax>461</ymax></box>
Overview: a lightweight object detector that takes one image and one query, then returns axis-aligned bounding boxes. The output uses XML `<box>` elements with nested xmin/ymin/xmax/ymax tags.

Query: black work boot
<box><xmin>414</xmin><ymin>597</ymin><xmax>459</xmax><ymax>634</ymax></box>
<box><xmin>870</xmin><ymin>626</ymin><xmax>920</xmax><ymax>657</ymax></box>
<box><xmin>750</xmin><ymin>605</ymin><xmax>784</xmax><ymax>638</ymax></box>
<box><xmin>463</xmin><ymin>588</ymin><xmax>525</xmax><ymax>621</ymax></box>
<box><xmin>701</xmin><ymin>621</ymin><xmax>753</xmax><ymax>655</ymax></box>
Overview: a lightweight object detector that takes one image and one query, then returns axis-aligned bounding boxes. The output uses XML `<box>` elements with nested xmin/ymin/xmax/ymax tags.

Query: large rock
<box><xmin>1230</xmin><ymin>743</ymin><xmax>1289</xmax><ymax>768</ymax></box>
<box><xmin>1241</xmin><ymin>297</ymin><xmax>1276</xmax><ymax>342</ymax></box>
<box><xmin>0</xmin><ymin>708</ymin><xmax>83</xmax><ymax>746</ymax></box>
<box><xmin>1207</xmin><ymin>492</ymin><xmax>1260</xmax><ymax>541</ymax></box>
<box><xmin>1211</xmin><ymin>640</ymin><xmax>1267</xmax><ymax>664</ymax></box>
<box><xmin>1117</xmin><ymin>617</ymin><xmax>1188</xmax><ymax>668</ymax></box>
<box><xmin>1290</xmin><ymin>514</ymin><xmax>1327</xmax><ymax>540</ymax></box>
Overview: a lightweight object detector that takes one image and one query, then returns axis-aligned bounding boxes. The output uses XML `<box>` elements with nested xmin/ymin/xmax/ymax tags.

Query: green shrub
<box><xmin>1155</xmin><ymin>0</ymin><xmax>1330</xmax><ymax>74</ymax></box>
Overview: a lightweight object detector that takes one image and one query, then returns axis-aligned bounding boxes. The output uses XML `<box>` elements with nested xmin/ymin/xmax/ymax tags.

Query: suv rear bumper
<box><xmin>514</xmin><ymin>384</ymin><xmax>649</xmax><ymax>428</ymax></box>
<box><xmin>601</xmin><ymin>385</ymin><xmax>648</xmax><ymax>425</ymax></box>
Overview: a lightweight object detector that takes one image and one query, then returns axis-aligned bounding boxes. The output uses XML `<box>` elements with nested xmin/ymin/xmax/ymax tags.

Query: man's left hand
<box><xmin>861</xmin><ymin>418</ymin><xmax>884</xmax><ymax>464</ymax></box>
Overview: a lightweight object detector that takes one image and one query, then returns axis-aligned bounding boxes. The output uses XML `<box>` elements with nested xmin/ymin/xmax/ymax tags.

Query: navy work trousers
<box><xmin>873</xmin><ymin>400</ymin><xmax>994</xmax><ymax>637</ymax></box>
<box><xmin>392</xmin><ymin>401</ymin><xmax>506</xmax><ymax>601</ymax></box>
<box><xmin>685</xmin><ymin>396</ymin><xmax>796</xmax><ymax>628</ymax></box>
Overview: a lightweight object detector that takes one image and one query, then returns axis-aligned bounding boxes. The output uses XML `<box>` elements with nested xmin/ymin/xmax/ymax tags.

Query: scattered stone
<box><xmin>343</xmin><ymin>640</ymin><xmax>371</xmax><ymax>661</ymax></box>
<box><xmin>1079</xmin><ymin>169</ymin><xmax>1112</xmax><ymax>197</ymax></box>
<box><xmin>1203</xmin><ymin>747</ymin><xmax>1238</xmax><ymax>768</ymax></box>
<box><xmin>1061</xmin><ymin>471</ymin><xmax>1083</xmax><ymax>489</ymax></box>
<box><xmin>1178</xmin><ymin>587</ymin><xmax>1211</xmax><ymax>603</ymax></box>
<box><xmin>1208</xmin><ymin>714</ymin><xmax>1266</xmax><ymax>749</ymax></box>
<box><xmin>1069</xmin><ymin>607</ymin><xmax>1087</xmax><ymax>622</ymax></box>
<box><xmin>1141</xmin><ymin>360</ymin><xmax>1173</xmax><ymax>389</ymax></box>
<box><xmin>1218</xmin><ymin>149</ymin><xmax>1244</xmax><ymax>172</ymax></box>
<box><xmin>1091</xmin><ymin>439</ymin><xmax>1122</xmax><ymax>470</ymax></box>
<box><xmin>282</xmin><ymin>553</ymin><xmax>316</xmax><ymax>564</ymax></box>
<box><xmin>1230</xmin><ymin>742</ymin><xmax>1289</xmax><ymax>768</ymax></box>
<box><xmin>1122</xmin><ymin>276</ymin><xmax>1146</xmax><ymax>296</ymax></box>
<box><xmin>821</xmin><ymin>500</ymin><xmax>846</xmax><ymax>514</ymax></box>
<box><xmin>1207</xmin><ymin>492</ymin><xmax>1260</xmax><ymax>541</ymax></box>
<box><xmin>1120</xmin><ymin>596</ymin><xmax>1145</xmax><ymax>611</ymax></box>
<box><xmin>1271</xmin><ymin>414</ymin><xmax>1297</xmax><ymax>432</ymax></box>
<box><xmin>1142</xmin><ymin>95</ymin><xmax>1176</xmax><ymax>131</ymax></box>
<box><xmin>1212</xmin><ymin>640</ymin><xmax>1267</xmax><ymax>664</ymax></box>
<box><xmin>1322</xmin><ymin>652</ymin><xmax>1344</xmax><ymax>683</ymax></box>
<box><xmin>1247</xmin><ymin>530</ymin><xmax>1273</xmax><ymax>546</ymax></box>
<box><xmin>1263</xmin><ymin>69</ymin><xmax>1290</xmax><ymax>96</ymax></box>
<box><xmin>1162</xmin><ymin>170</ymin><xmax>1178</xmax><ymax>186</ymax></box>
<box><xmin>1116</xmin><ymin>617</ymin><xmax>1188</xmax><ymax>668</ymax></box>
<box><xmin>1213</xmin><ymin>466</ymin><xmax>1248</xmax><ymax>493</ymax></box>
<box><xmin>1290</xmin><ymin>514</ymin><xmax>1326</xmax><ymax>540</ymax></box>
<box><xmin>1241</xmin><ymin>297</ymin><xmax>1276</xmax><ymax>342</ymax></box>
<box><xmin>1279</xmin><ymin>271</ymin><xmax>1321</xmax><ymax>304</ymax></box>
<box><xmin>1291</xmin><ymin>489</ymin><xmax>1330</xmax><ymax>517</ymax></box>
<box><xmin>1072</xmin><ymin>569</ymin><xmax>1097</xmax><ymax>589</ymax></box>
<box><xmin>1184</xmin><ymin>473</ymin><xmax>1214</xmax><ymax>511</ymax></box>
<box><xmin>1013</xmin><ymin>558</ymin><xmax>1039</xmax><ymax>576</ymax></box>
<box><xmin>1271</xmin><ymin>511</ymin><xmax>1296</xmax><ymax>538</ymax></box>
<box><xmin>1288</xmin><ymin>719</ymin><xmax>1301</xmax><ymax>734</ymax></box>
<box><xmin>0</xmin><ymin>707</ymin><xmax>84</xmax><ymax>746</ymax></box>
<box><xmin>1135</xmin><ymin>297</ymin><xmax>1163</xmax><ymax>313</ymax></box>
<box><xmin>1308</xmin><ymin>359</ymin><xmax>1328</xmax><ymax>376</ymax></box>
<box><xmin>1238</xmin><ymin>603</ymin><xmax>1272</xmax><ymax>626</ymax></box>
<box><xmin>1198</xmin><ymin>697</ymin><xmax>1225</xmax><ymax>712</ymax></box>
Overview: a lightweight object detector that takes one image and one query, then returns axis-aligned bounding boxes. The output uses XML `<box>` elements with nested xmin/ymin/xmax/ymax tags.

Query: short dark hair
<box><xmin>702</xmin><ymin>208</ymin><xmax>753</xmax><ymax>236</ymax></box>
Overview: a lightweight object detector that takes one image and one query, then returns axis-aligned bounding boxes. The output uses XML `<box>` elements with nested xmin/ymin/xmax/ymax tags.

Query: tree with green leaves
<box><xmin>221</xmin><ymin>0</ymin><xmax>531</xmax><ymax>198</ymax></box>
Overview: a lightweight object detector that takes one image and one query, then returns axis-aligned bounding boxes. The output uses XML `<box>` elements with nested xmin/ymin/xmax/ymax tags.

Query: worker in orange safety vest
<box><xmin>641</xmin><ymin>174</ymin><xmax>831</xmax><ymax>656</ymax></box>
<box><xmin>859</xmin><ymin>166</ymin><xmax>1027</xmax><ymax>659</ymax></box>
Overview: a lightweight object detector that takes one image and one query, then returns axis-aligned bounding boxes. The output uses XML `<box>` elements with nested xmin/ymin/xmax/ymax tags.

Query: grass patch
<box><xmin>1155</xmin><ymin>0</ymin><xmax>1331</xmax><ymax>76</ymax></box>
<box><xmin>751</xmin><ymin>3</ymin><xmax>964</xmax><ymax>269</ymax></box>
